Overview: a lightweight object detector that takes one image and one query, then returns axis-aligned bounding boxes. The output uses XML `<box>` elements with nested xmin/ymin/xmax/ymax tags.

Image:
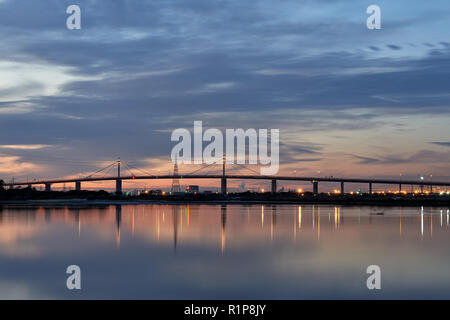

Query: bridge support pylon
<box><xmin>312</xmin><ymin>181</ymin><xmax>318</xmax><ymax>195</ymax></box>
<box><xmin>75</xmin><ymin>181</ymin><xmax>81</xmax><ymax>191</ymax></box>
<box><xmin>221</xmin><ymin>178</ymin><xmax>227</xmax><ymax>194</ymax></box>
<box><xmin>369</xmin><ymin>183</ymin><xmax>372</xmax><ymax>194</ymax></box>
<box><xmin>45</xmin><ymin>183</ymin><xmax>51</xmax><ymax>192</ymax></box>
<box><xmin>271</xmin><ymin>179</ymin><xmax>277</xmax><ymax>194</ymax></box>
<box><xmin>340</xmin><ymin>182</ymin><xmax>344</xmax><ymax>194</ymax></box>
<box><xmin>116</xmin><ymin>179</ymin><xmax>122</xmax><ymax>194</ymax></box>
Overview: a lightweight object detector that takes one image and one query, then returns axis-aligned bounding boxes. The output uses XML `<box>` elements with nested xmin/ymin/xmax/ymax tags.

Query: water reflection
<box><xmin>0</xmin><ymin>204</ymin><xmax>450</xmax><ymax>299</ymax></box>
<box><xmin>2</xmin><ymin>204</ymin><xmax>450</xmax><ymax>247</ymax></box>
<box><xmin>115</xmin><ymin>205</ymin><xmax>121</xmax><ymax>248</ymax></box>
<box><xmin>221</xmin><ymin>205</ymin><xmax>226</xmax><ymax>254</ymax></box>
<box><xmin>172</xmin><ymin>206</ymin><xmax>178</xmax><ymax>252</ymax></box>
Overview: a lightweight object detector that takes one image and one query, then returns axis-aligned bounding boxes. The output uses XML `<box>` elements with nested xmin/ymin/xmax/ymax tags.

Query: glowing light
<box><xmin>421</xmin><ymin>207</ymin><xmax>423</xmax><ymax>237</ymax></box>
<box><xmin>297</xmin><ymin>188</ymin><xmax>303</xmax><ymax>194</ymax></box>
<box><xmin>298</xmin><ymin>206</ymin><xmax>302</xmax><ymax>229</ymax></box>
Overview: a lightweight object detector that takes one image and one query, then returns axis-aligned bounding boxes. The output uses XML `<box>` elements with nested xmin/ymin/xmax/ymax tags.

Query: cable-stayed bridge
<box><xmin>3</xmin><ymin>159</ymin><xmax>450</xmax><ymax>194</ymax></box>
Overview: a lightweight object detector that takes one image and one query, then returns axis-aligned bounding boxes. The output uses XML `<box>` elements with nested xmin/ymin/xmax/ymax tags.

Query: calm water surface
<box><xmin>0</xmin><ymin>204</ymin><xmax>449</xmax><ymax>299</ymax></box>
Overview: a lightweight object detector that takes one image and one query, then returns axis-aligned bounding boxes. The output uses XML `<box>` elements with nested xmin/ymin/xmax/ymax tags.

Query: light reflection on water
<box><xmin>0</xmin><ymin>204</ymin><xmax>449</xmax><ymax>299</ymax></box>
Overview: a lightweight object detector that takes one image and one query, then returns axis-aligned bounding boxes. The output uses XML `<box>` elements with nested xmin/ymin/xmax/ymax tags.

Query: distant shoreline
<box><xmin>2</xmin><ymin>187</ymin><xmax>449</xmax><ymax>207</ymax></box>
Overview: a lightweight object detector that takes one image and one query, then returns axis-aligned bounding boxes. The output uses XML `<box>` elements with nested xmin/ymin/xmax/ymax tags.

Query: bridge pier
<box><xmin>45</xmin><ymin>183</ymin><xmax>51</xmax><ymax>192</ymax></box>
<box><xmin>312</xmin><ymin>181</ymin><xmax>318</xmax><ymax>195</ymax></box>
<box><xmin>420</xmin><ymin>184</ymin><xmax>424</xmax><ymax>193</ymax></box>
<box><xmin>271</xmin><ymin>179</ymin><xmax>277</xmax><ymax>194</ymax></box>
<box><xmin>116</xmin><ymin>179</ymin><xmax>122</xmax><ymax>194</ymax></box>
<box><xmin>340</xmin><ymin>182</ymin><xmax>344</xmax><ymax>194</ymax></box>
<box><xmin>75</xmin><ymin>181</ymin><xmax>81</xmax><ymax>191</ymax></box>
<box><xmin>369</xmin><ymin>183</ymin><xmax>372</xmax><ymax>194</ymax></box>
<box><xmin>221</xmin><ymin>178</ymin><xmax>227</xmax><ymax>194</ymax></box>
<box><xmin>399</xmin><ymin>184</ymin><xmax>402</xmax><ymax>192</ymax></box>
<box><xmin>430</xmin><ymin>185</ymin><xmax>433</xmax><ymax>193</ymax></box>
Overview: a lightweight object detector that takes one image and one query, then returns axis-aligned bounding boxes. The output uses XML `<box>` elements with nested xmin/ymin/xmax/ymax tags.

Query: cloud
<box><xmin>387</xmin><ymin>44</ymin><xmax>402</xmax><ymax>50</ymax></box>
<box><xmin>353</xmin><ymin>150</ymin><xmax>450</xmax><ymax>165</ymax></box>
<box><xmin>0</xmin><ymin>101</ymin><xmax>39</xmax><ymax>115</ymax></box>
<box><xmin>368</xmin><ymin>46</ymin><xmax>381</xmax><ymax>51</ymax></box>
<box><xmin>431</xmin><ymin>142</ymin><xmax>450</xmax><ymax>147</ymax></box>
<box><xmin>0</xmin><ymin>0</ymin><xmax>449</xmax><ymax>181</ymax></box>
<box><xmin>0</xmin><ymin>144</ymin><xmax>50</xmax><ymax>150</ymax></box>
<box><xmin>0</xmin><ymin>155</ymin><xmax>42</xmax><ymax>175</ymax></box>
<box><xmin>353</xmin><ymin>155</ymin><xmax>381</xmax><ymax>165</ymax></box>
<box><xmin>0</xmin><ymin>60</ymin><xmax>101</xmax><ymax>102</ymax></box>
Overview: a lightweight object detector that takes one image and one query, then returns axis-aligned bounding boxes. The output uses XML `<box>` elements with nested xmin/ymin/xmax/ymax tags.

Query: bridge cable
<box><xmin>234</xmin><ymin>163</ymin><xmax>262</xmax><ymax>176</ymax></box>
<box><xmin>122</xmin><ymin>162</ymin><xmax>136</xmax><ymax>177</ymax></box>
<box><xmin>184</xmin><ymin>161</ymin><xmax>219</xmax><ymax>176</ymax></box>
<box><xmin>101</xmin><ymin>165</ymin><xmax>116</xmax><ymax>178</ymax></box>
<box><xmin>84</xmin><ymin>161</ymin><xmax>118</xmax><ymax>179</ymax></box>
<box><xmin>122</xmin><ymin>161</ymin><xmax>155</xmax><ymax>177</ymax></box>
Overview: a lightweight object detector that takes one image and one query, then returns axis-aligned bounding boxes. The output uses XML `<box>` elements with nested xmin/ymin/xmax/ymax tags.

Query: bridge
<box><xmin>3</xmin><ymin>159</ymin><xmax>450</xmax><ymax>195</ymax></box>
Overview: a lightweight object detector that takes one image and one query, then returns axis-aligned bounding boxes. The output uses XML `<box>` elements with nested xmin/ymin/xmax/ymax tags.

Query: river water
<box><xmin>0</xmin><ymin>204</ymin><xmax>449</xmax><ymax>299</ymax></box>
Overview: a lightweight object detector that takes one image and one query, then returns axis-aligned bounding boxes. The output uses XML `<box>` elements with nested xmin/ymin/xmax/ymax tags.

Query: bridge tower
<box><xmin>171</xmin><ymin>159</ymin><xmax>181</xmax><ymax>193</ymax></box>
<box><xmin>271</xmin><ymin>179</ymin><xmax>277</xmax><ymax>194</ymax></box>
<box><xmin>221</xmin><ymin>155</ymin><xmax>227</xmax><ymax>194</ymax></box>
<box><xmin>115</xmin><ymin>159</ymin><xmax>122</xmax><ymax>194</ymax></box>
<box><xmin>312</xmin><ymin>180</ymin><xmax>319</xmax><ymax>195</ymax></box>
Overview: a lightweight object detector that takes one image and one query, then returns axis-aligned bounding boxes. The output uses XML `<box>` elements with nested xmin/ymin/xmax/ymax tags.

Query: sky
<box><xmin>0</xmin><ymin>0</ymin><xmax>449</xmax><ymax>191</ymax></box>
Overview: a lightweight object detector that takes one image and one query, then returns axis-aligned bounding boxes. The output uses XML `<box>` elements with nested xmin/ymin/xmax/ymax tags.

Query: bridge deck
<box><xmin>4</xmin><ymin>175</ymin><xmax>450</xmax><ymax>187</ymax></box>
